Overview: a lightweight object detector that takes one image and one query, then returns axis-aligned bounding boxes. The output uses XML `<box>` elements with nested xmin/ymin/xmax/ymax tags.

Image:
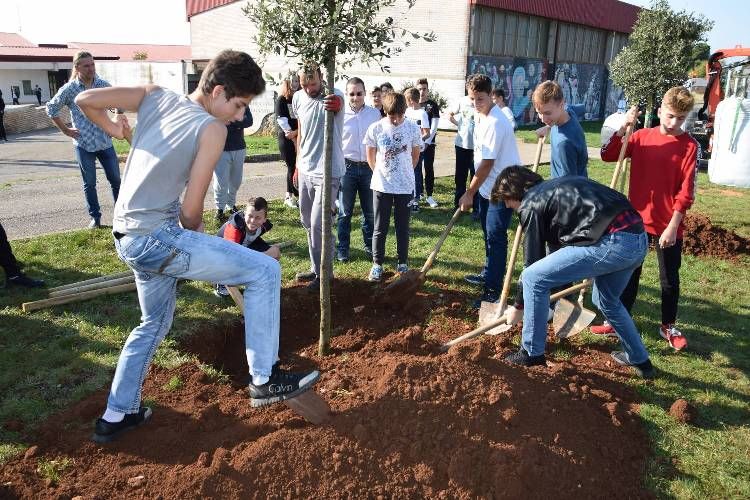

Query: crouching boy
<box><xmin>76</xmin><ymin>50</ymin><xmax>319</xmax><ymax>443</ymax></box>
<box><xmin>215</xmin><ymin>197</ymin><xmax>280</xmax><ymax>296</ymax></box>
<box><xmin>494</xmin><ymin>166</ymin><xmax>655</xmax><ymax>379</ymax></box>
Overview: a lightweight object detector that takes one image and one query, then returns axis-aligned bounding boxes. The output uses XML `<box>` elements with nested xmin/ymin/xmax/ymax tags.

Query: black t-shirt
<box><xmin>420</xmin><ymin>99</ymin><xmax>440</xmax><ymax>144</ymax></box>
<box><xmin>275</xmin><ymin>95</ymin><xmax>298</xmax><ymax>131</ymax></box>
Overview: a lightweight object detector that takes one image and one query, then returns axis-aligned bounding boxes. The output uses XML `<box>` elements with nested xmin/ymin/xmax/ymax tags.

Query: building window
<box><xmin>22</xmin><ymin>80</ymin><xmax>33</xmax><ymax>95</ymax></box>
<box><xmin>472</xmin><ymin>6</ymin><xmax>548</xmax><ymax>59</ymax></box>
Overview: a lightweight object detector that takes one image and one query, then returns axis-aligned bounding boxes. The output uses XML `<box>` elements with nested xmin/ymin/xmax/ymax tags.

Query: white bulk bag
<box><xmin>709</xmin><ymin>96</ymin><xmax>750</xmax><ymax>187</ymax></box>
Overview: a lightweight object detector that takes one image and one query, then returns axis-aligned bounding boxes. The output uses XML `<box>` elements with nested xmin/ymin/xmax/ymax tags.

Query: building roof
<box><xmin>0</xmin><ymin>32</ymin><xmax>36</xmax><ymax>47</ymax></box>
<box><xmin>68</xmin><ymin>42</ymin><xmax>191</xmax><ymax>61</ymax></box>
<box><xmin>186</xmin><ymin>0</ymin><xmax>238</xmax><ymax>19</ymax></box>
<box><xmin>472</xmin><ymin>0</ymin><xmax>640</xmax><ymax>34</ymax></box>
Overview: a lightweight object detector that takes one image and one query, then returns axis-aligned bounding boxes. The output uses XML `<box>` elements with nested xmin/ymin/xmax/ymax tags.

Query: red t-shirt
<box><xmin>601</xmin><ymin>127</ymin><xmax>698</xmax><ymax>238</ymax></box>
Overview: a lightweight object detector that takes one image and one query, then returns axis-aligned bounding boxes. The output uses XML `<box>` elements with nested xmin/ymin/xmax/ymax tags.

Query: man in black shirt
<box><xmin>416</xmin><ymin>78</ymin><xmax>440</xmax><ymax>208</ymax></box>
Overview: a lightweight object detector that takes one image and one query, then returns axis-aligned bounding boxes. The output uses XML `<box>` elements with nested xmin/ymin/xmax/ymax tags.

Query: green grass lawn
<box><xmin>516</xmin><ymin>120</ymin><xmax>604</xmax><ymax>148</ymax></box>
<box><xmin>1</xmin><ymin>165</ymin><xmax>748</xmax><ymax>498</ymax></box>
<box><xmin>113</xmin><ymin>134</ymin><xmax>278</xmax><ymax>157</ymax></box>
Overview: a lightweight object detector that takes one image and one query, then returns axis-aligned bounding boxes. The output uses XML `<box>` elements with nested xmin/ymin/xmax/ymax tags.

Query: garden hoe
<box><xmin>552</xmin><ymin>123</ymin><xmax>633</xmax><ymax>338</ymax></box>
<box><xmin>381</xmin><ymin>207</ymin><xmax>463</xmax><ymax>305</ymax></box>
<box><xmin>478</xmin><ymin>137</ymin><xmax>545</xmax><ymax>333</ymax></box>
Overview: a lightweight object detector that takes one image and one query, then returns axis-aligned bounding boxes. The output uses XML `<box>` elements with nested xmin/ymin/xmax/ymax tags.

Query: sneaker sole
<box><xmin>91</xmin><ymin>407</ymin><xmax>153</xmax><ymax>443</ymax></box>
<box><xmin>590</xmin><ymin>330</ymin><xmax>618</xmax><ymax>338</ymax></box>
<box><xmin>250</xmin><ymin>372</ymin><xmax>321</xmax><ymax>408</ymax></box>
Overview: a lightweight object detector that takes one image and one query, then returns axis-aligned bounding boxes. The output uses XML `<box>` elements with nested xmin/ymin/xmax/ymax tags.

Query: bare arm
<box><xmin>51</xmin><ymin>116</ymin><xmax>79</xmax><ymax>139</ymax></box>
<box><xmin>75</xmin><ymin>85</ymin><xmax>158</xmax><ymax>139</ymax></box>
<box><xmin>180</xmin><ymin>121</ymin><xmax>227</xmax><ymax>230</ymax></box>
<box><xmin>367</xmin><ymin>146</ymin><xmax>377</xmax><ymax>170</ymax></box>
<box><xmin>420</xmin><ymin>127</ymin><xmax>430</xmax><ymax>142</ymax></box>
<box><xmin>411</xmin><ymin>145</ymin><xmax>421</xmax><ymax>167</ymax></box>
<box><xmin>458</xmin><ymin>159</ymin><xmax>494</xmax><ymax>211</ymax></box>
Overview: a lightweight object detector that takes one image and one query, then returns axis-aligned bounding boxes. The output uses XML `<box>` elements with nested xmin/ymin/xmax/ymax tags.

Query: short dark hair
<box><xmin>380</xmin><ymin>82</ymin><xmax>394</xmax><ymax>91</ymax></box>
<box><xmin>246</xmin><ymin>196</ymin><xmax>268</xmax><ymax>214</ymax></box>
<box><xmin>492</xmin><ymin>88</ymin><xmax>506</xmax><ymax>100</ymax></box>
<box><xmin>416</xmin><ymin>78</ymin><xmax>428</xmax><ymax>87</ymax></box>
<box><xmin>200</xmin><ymin>50</ymin><xmax>265</xmax><ymax>99</ymax></box>
<box><xmin>466</xmin><ymin>74</ymin><xmax>492</xmax><ymax>95</ymax></box>
<box><xmin>491</xmin><ymin>166</ymin><xmax>543</xmax><ymax>204</ymax></box>
<box><xmin>370</xmin><ymin>86</ymin><xmax>382</xmax><ymax>94</ymax></box>
<box><xmin>346</xmin><ymin>77</ymin><xmax>365</xmax><ymax>89</ymax></box>
<box><xmin>383</xmin><ymin>92</ymin><xmax>407</xmax><ymax>116</ymax></box>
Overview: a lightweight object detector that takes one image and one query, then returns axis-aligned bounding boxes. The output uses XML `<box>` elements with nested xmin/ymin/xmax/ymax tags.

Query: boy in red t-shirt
<box><xmin>595</xmin><ymin>86</ymin><xmax>698</xmax><ymax>351</ymax></box>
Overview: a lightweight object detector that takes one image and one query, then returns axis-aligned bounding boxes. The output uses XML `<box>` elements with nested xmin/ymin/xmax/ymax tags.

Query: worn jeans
<box><xmin>213</xmin><ymin>149</ymin><xmax>245</xmax><ymax>210</ymax></box>
<box><xmin>74</xmin><ymin>146</ymin><xmax>120</xmax><ymax>220</ymax></box>
<box><xmin>372</xmin><ymin>191</ymin><xmax>411</xmax><ymax>265</ymax></box>
<box><xmin>520</xmin><ymin>230</ymin><xmax>649</xmax><ymax>363</ymax></box>
<box><xmin>479</xmin><ymin>196</ymin><xmax>513</xmax><ymax>293</ymax></box>
<box><xmin>298</xmin><ymin>172</ymin><xmax>340</xmax><ymax>277</ymax></box>
<box><xmin>107</xmin><ymin>221</ymin><xmax>281</xmax><ymax>413</ymax></box>
<box><xmin>337</xmin><ymin>161</ymin><xmax>374</xmax><ymax>258</ymax></box>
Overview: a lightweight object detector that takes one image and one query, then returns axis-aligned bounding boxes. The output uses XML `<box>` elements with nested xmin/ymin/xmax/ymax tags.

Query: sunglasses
<box><xmin>348</xmin><ymin>92</ymin><xmax>364</xmax><ymax>96</ymax></box>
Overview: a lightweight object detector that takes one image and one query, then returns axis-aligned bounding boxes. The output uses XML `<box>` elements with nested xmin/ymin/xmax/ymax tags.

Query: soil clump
<box><xmin>1</xmin><ymin>280</ymin><xmax>652</xmax><ymax>499</ymax></box>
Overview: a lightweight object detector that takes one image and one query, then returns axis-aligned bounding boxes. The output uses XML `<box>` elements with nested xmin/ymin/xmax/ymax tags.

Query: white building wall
<box><xmin>96</xmin><ymin>61</ymin><xmax>185</xmax><ymax>94</ymax></box>
<box><xmin>0</xmin><ymin>68</ymin><xmax>55</xmax><ymax>105</ymax></box>
<box><xmin>189</xmin><ymin>0</ymin><xmax>471</xmax><ymax>127</ymax></box>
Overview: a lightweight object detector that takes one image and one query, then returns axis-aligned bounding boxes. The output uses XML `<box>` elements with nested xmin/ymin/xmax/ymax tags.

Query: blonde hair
<box><xmin>70</xmin><ymin>51</ymin><xmax>93</xmax><ymax>81</ymax></box>
<box><xmin>662</xmin><ymin>86</ymin><xmax>694</xmax><ymax>114</ymax></box>
<box><xmin>405</xmin><ymin>87</ymin><xmax>420</xmax><ymax>104</ymax></box>
<box><xmin>532</xmin><ymin>80</ymin><xmax>563</xmax><ymax>106</ymax></box>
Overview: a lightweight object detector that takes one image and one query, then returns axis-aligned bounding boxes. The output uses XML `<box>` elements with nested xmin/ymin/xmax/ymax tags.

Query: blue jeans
<box><xmin>337</xmin><ymin>162</ymin><xmax>374</xmax><ymax>257</ymax></box>
<box><xmin>520</xmin><ymin>230</ymin><xmax>649</xmax><ymax>363</ymax></box>
<box><xmin>479</xmin><ymin>196</ymin><xmax>513</xmax><ymax>292</ymax></box>
<box><xmin>107</xmin><ymin>221</ymin><xmax>281</xmax><ymax>413</ymax></box>
<box><xmin>74</xmin><ymin>146</ymin><xmax>121</xmax><ymax>220</ymax></box>
<box><xmin>213</xmin><ymin>149</ymin><xmax>245</xmax><ymax>210</ymax></box>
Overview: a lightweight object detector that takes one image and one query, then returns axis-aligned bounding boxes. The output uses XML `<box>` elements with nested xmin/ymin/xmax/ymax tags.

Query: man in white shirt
<box><xmin>459</xmin><ymin>74</ymin><xmax>521</xmax><ymax>307</ymax></box>
<box><xmin>292</xmin><ymin>63</ymin><xmax>345</xmax><ymax>290</ymax></box>
<box><xmin>337</xmin><ymin>77</ymin><xmax>381</xmax><ymax>262</ymax></box>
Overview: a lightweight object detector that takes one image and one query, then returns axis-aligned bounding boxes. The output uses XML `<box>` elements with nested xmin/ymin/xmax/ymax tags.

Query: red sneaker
<box><xmin>659</xmin><ymin>324</ymin><xmax>687</xmax><ymax>351</ymax></box>
<box><xmin>590</xmin><ymin>321</ymin><xmax>617</xmax><ymax>337</ymax></box>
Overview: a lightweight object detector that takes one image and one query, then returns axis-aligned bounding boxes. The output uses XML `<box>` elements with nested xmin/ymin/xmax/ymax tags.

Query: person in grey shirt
<box><xmin>292</xmin><ymin>62</ymin><xmax>345</xmax><ymax>290</ymax></box>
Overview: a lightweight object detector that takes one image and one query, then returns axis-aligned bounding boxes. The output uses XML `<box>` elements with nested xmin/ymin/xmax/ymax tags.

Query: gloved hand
<box><xmin>503</xmin><ymin>305</ymin><xmax>523</xmax><ymax>326</ymax></box>
<box><xmin>292</xmin><ymin>168</ymin><xmax>299</xmax><ymax>190</ymax></box>
<box><xmin>323</xmin><ymin>94</ymin><xmax>343</xmax><ymax>113</ymax></box>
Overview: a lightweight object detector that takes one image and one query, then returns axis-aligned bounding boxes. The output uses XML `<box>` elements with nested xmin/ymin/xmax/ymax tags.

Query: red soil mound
<box><xmin>1</xmin><ymin>280</ymin><xmax>652</xmax><ymax>499</ymax></box>
<box><xmin>682</xmin><ymin>213</ymin><xmax>750</xmax><ymax>260</ymax></box>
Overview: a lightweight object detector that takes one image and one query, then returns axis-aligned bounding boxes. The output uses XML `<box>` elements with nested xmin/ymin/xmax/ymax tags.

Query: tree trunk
<box><xmin>318</xmin><ymin>52</ymin><xmax>336</xmax><ymax>357</ymax></box>
<box><xmin>645</xmin><ymin>95</ymin><xmax>655</xmax><ymax>128</ymax></box>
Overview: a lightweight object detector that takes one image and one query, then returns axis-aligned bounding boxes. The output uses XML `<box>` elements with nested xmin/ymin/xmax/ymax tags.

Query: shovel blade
<box><xmin>478</xmin><ymin>301</ymin><xmax>513</xmax><ymax>335</ymax></box>
<box><xmin>283</xmin><ymin>390</ymin><xmax>332</xmax><ymax>425</ymax></box>
<box><xmin>553</xmin><ymin>298</ymin><xmax>596</xmax><ymax>338</ymax></box>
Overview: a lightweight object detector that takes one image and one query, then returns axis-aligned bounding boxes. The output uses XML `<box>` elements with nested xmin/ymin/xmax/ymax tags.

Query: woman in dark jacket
<box><xmin>0</xmin><ymin>90</ymin><xmax>7</xmax><ymax>141</ymax></box>
<box><xmin>275</xmin><ymin>77</ymin><xmax>299</xmax><ymax>208</ymax></box>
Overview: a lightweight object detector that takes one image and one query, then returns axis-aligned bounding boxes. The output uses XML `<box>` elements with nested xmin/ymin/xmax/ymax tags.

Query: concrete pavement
<box><xmin>0</xmin><ymin>128</ymin><xmax>583</xmax><ymax>240</ymax></box>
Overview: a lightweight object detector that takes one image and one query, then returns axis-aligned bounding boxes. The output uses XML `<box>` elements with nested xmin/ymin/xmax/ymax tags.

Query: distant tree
<box><xmin>399</xmin><ymin>80</ymin><xmax>448</xmax><ymax>111</ymax></box>
<box><xmin>245</xmin><ymin>0</ymin><xmax>435</xmax><ymax>355</ymax></box>
<box><xmin>132</xmin><ymin>51</ymin><xmax>148</xmax><ymax>61</ymax></box>
<box><xmin>610</xmin><ymin>0</ymin><xmax>713</xmax><ymax>126</ymax></box>
<box><xmin>689</xmin><ymin>42</ymin><xmax>710</xmax><ymax>78</ymax></box>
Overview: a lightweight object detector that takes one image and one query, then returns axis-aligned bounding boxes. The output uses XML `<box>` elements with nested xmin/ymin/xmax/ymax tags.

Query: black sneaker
<box><xmin>248</xmin><ymin>369</ymin><xmax>320</xmax><ymax>407</ymax></box>
<box><xmin>214</xmin><ymin>284</ymin><xmax>230</xmax><ymax>297</ymax></box>
<box><xmin>611</xmin><ymin>351</ymin><xmax>656</xmax><ymax>379</ymax></box>
<box><xmin>464</xmin><ymin>274</ymin><xmax>485</xmax><ymax>286</ymax></box>
<box><xmin>88</xmin><ymin>218</ymin><xmax>101</xmax><ymax>229</ymax></box>
<box><xmin>336</xmin><ymin>251</ymin><xmax>349</xmax><ymax>263</ymax></box>
<box><xmin>92</xmin><ymin>407</ymin><xmax>152</xmax><ymax>443</ymax></box>
<box><xmin>504</xmin><ymin>348</ymin><xmax>546</xmax><ymax>367</ymax></box>
<box><xmin>472</xmin><ymin>288</ymin><xmax>499</xmax><ymax>309</ymax></box>
<box><xmin>7</xmin><ymin>273</ymin><xmax>45</xmax><ymax>288</ymax></box>
<box><xmin>215</xmin><ymin>209</ymin><xmax>225</xmax><ymax>222</ymax></box>
<box><xmin>295</xmin><ymin>270</ymin><xmax>317</xmax><ymax>282</ymax></box>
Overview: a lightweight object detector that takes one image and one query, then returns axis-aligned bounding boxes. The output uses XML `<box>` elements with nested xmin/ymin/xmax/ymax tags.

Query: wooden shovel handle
<box><xmin>497</xmin><ymin>137</ymin><xmax>546</xmax><ymax>313</ymax></box>
<box><xmin>609</xmin><ymin>124</ymin><xmax>633</xmax><ymax>189</ymax></box>
<box><xmin>420</xmin><ymin>207</ymin><xmax>463</xmax><ymax>274</ymax></box>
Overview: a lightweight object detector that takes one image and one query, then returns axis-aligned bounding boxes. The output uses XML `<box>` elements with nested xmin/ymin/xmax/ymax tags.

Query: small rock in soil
<box><xmin>127</xmin><ymin>475</ymin><xmax>146</xmax><ymax>488</ymax></box>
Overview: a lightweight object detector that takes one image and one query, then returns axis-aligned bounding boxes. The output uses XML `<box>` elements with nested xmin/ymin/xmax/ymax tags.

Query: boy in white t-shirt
<box><xmin>404</xmin><ymin>88</ymin><xmax>431</xmax><ymax>211</ymax></box>
<box><xmin>364</xmin><ymin>92</ymin><xmax>424</xmax><ymax>282</ymax></box>
<box><xmin>459</xmin><ymin>74</ymin><xmax>521</xmax><ymax>307</ymax></box>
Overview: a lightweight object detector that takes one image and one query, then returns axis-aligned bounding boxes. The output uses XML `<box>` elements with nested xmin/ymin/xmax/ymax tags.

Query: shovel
<box><xmin>441</xmin><ymin>282</ymin><xmax>589</xmax><ymax>352</ymax></box>
<box><xmin>479</xmin><ymin>137</ymin><xmax>546</xmax><ymax>332</ymax></box>
<box><xmin>552</xmin><ymin>124</ymin><xmax>634</xmax><ymax>337</ymax></box>
<box><xmin>382</xmin><ymin>207</ymin><xmax>463</xmax><ymax>303</ymax></box>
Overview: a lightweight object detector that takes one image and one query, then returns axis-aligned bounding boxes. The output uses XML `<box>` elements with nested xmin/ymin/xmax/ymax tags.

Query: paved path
<box><xmin>0</xmin><ymin>128</ymin><xmax>598</xmax><ymax>241</ymax></box>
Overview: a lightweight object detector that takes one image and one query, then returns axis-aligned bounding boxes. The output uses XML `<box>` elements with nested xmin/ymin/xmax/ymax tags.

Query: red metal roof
<box><xmin>186</xmin><ymin>0</ymin><xmax>238</xmax><ymax>19</ymax></box>
<box><xmin>0</xmin><ymin>32</ymin><xmax>36</xmax><ymax>47</ymax></box>
<box><xmin>472</xmin><ymin>0</ymin><xmax>640</xmax><ymax>34</ymax></box>
<box><xmin>0</xmin><ymin>44</ymin><xmax>119</xmax><ymax>63</ymax></box>
<box><xmin>68</xmin><ymin>42</ymin><xmax>191</xmax><ymax>61</ymax></box>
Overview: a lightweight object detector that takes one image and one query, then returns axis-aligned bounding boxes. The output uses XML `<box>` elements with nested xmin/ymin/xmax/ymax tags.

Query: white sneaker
<box><xmin>368</xmin><ymin>264</ymin><xmax>383</xmax><ymax>282</ymax></box>
<box><xmin>396</xmin><ymin>263</ymin><xmax>408</xmax><ymax>273</ymax></box>
<box><xmin>426</xmin><ymin>196</ymin><xmax>438</xmax><ymax>208</ymax></box>
<box><xmin>284</xmin><ymin>196</ymin><xmax>298</xmax><ymax>208</ymax></box>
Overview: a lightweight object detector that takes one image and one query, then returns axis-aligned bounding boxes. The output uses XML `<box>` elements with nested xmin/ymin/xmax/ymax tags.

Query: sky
<box><xmin>0</xmin><ymin>0</ymin><xmax>747</xmax><ymax>52</ymax></box>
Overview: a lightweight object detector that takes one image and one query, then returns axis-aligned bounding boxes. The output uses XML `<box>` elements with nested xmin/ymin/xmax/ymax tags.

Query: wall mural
<box><xmin>467</xmin><ymin>56</ymin><xmax>613</xmax><ymax>124</ymax></box>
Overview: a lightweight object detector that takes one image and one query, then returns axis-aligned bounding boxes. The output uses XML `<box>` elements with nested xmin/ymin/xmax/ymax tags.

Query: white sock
<box><xmin>102</xmin><ymin>409</ymin><xmax>125</xmax><ymax>423</ymax></box>
<box><xmin>253</xmin><ymin>375</ymin><xmax>269</xmax><ymax>386</ymax></box>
